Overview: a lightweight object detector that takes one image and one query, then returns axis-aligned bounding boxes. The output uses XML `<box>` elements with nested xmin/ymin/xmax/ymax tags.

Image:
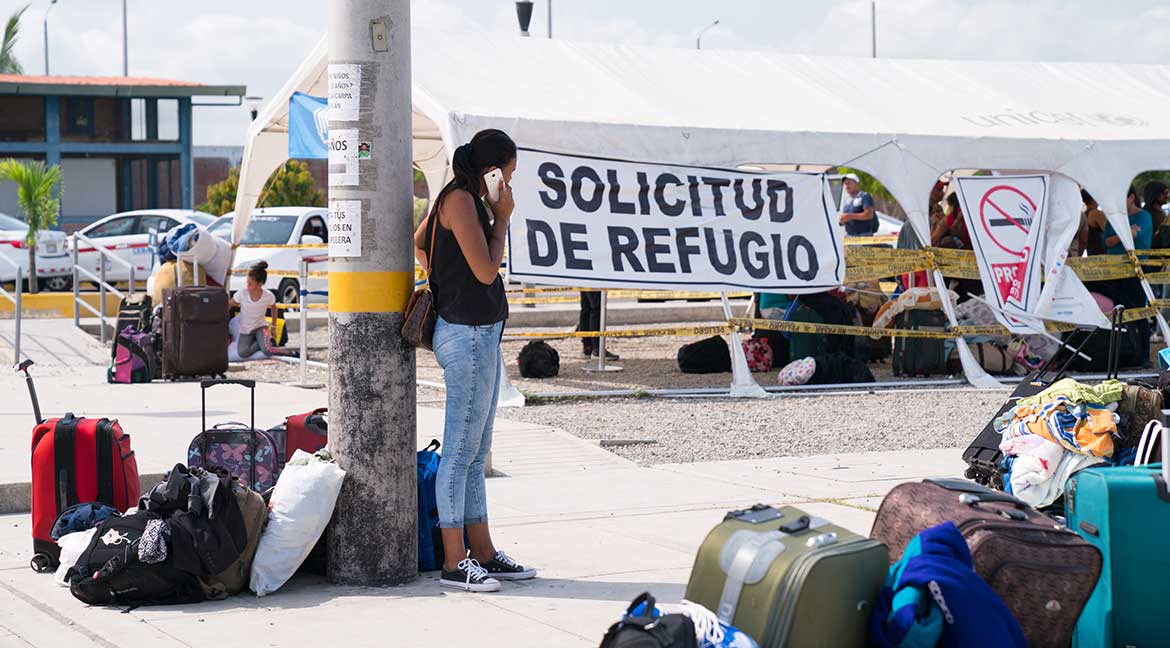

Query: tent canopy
<box><xmin>236</xmin><ymin>27</ymin><xmax>1170</xmax><ymax>246</ymax></box>
<box><xmin>232</xmin><ymin>27</ymin><xmax>1170</xmax><ymax>388</ymax></box>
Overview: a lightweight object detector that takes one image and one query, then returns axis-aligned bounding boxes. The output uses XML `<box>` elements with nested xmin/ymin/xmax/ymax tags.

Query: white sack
<box><xmin>187</xmin><ymin>228</ymin><xmax>233</xmax><ymax>287</ymax></box>
<box><xmin>250</xmin><ymin>450</ymin><xmax>345</xmax><ymax>597</ymax></box>
<box><xmin>54</xmin><ymin>528</ymin><xmax>98</xmax><ymax>587</ymax></box>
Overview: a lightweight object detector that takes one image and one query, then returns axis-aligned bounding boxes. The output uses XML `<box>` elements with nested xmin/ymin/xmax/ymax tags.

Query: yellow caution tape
<box><xmin>732</xmin><ymin>317</ymin><xmax>959</xmax><ymax>340</ymax></box>
<box><xmin>236</xmin><ymin>243</ymin><xmax>327</xmax><ymax>249</ymax></box>
<box><xmin>503</xmin><ymin>324</ymin><xmax>735</xmax><ymax>341</ymax></box>
<box><xmin>843</xmin><ymin>235</ymin><xmax>898</xmax><ymax>246</ymax></box>
<box><xmin>276</xmin><ymin>302</ymin><xmax>329</xmax><ymax>310</ymax></box>
<box><xmin>231</xmin><ymin>269</ymin><xmax>330</xmax><ymax>278</ymax></box>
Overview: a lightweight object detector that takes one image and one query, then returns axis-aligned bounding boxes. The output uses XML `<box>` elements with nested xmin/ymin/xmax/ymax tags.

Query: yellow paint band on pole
<box><xmin>329</xmin><ymin>271</ymin><xmax>413</xmax><ymax>313</ymax></box>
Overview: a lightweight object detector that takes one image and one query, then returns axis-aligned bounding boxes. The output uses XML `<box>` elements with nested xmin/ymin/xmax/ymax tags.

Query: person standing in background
<box><xmin>1142</xmin><ymin>181</ymin><xmax>1168</xmax><ymax>234</ymax></box>
<box><xmin>578</xmin><ymin>290</ymin><xmax>618</xmax><ymax>360</ymax></box>
<box><xmin>1082</xmin><ymin>190</ymin><xmax>1107</xmax><ymax>256</ymax></box>
<box><xmin>838</xmin><ymin>173</ymin><xmax>878</xmax><ymax>237</ymax></box>
<box><xmin>1103</xmin><ymin>186</ymin><xmax>1153</xmax><ymax>366</ymax></box>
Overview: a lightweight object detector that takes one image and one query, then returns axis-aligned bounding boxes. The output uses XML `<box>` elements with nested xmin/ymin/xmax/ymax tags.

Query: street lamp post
<box><xmin>696</xmin><ymin>19</ymin><xmax>719</xmax><ymax>50</ymax></box>
<box><xmin>871</xmin><ymin>1</ymin><xmax>877</xmax><ymax>58</ymax></box>
<box><xmin>244</xmin><ymin>96</ymin><xmax>264</xmax><ymax>121</ymax></box>
<box><xmin>515</xmin><ymin>1</ymin><xmax>534</xmax><ymax>37</ymax></box>
<box><xmin>43</xmin><ymin>0</ymin><xmax>58</xmax><ymax>76</ymax></box>
<box><xmin>122</xmin><ymin>0</ymin><xmax>128</xmax><ymax>75</ymax></box>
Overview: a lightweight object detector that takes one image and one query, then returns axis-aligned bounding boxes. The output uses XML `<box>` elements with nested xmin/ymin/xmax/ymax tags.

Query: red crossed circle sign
<box><xmin>978</xmin><ymin>185</ymin><xmax>1037</xmax><ymax>259</ymax></box>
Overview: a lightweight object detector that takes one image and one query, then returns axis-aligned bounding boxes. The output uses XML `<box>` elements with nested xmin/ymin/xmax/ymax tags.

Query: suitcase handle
<box><xmin>959</xmin><ymin>492</ymin><xmax>1029</xmax><ymax>511</ymax></box>
<box><xmin>1135</xmin><ymin>420</ymin><xmax>1170</xmax><ymax>487</ymax></box>
<box><xmin>200</xmin><ymin>380</ymin><xmax>256</xmax><ymax>434</ymax></box>
<box><xmin>1106</xmin><ymin>305</ymin><xmax>1125</xmax><ymax>380</ymax></box>
<box><xmin>778</xmin><ymin>515</ymin><xmax>810</xmax><ymax>534</ymax></box>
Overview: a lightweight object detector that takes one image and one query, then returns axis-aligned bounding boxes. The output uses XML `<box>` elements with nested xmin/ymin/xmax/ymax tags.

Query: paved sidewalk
<box><xmin>0</xmin><ymin>442</ymin><xmax>966</xmax><ymax>647</ymax></box>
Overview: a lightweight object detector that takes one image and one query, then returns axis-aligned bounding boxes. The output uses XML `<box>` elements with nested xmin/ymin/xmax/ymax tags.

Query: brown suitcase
<box><xmin>870</xmin><ymin>478</ymin><xmax>1101</xmax><ymax>648</ymax></box>
<box><xmin>162</xmin><ymin>287</ymin><xmax>229</xmax><ymax>379</ymax></box>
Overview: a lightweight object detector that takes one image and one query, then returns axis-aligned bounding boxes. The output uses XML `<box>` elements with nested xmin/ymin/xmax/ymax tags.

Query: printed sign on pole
<box><xmin>506</xmin><ymin>149</ymin><xmax>844</xmax><ymax>293</ymax></box>
<box><xmin>953</xmin><ymin>175</ymin><xmax>1049</xmax><ymax>333</ymax></box>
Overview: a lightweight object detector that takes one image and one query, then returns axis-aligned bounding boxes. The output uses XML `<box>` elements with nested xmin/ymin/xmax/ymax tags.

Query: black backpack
<box><xmin>600</xmin><ymin>592</ymin><xmax>697</xmax><ymax>648</ymax></box>
<box><xmin>677</xmin><ymin>336</ymin><xmax>731</xmax><ymax>374</ymax></box>
<box><xmin>518</xmin><ymin>341</ymin><xmax>560</xmax><ymax>378</ymax></box>
<box><xmin>69</xmin><ymin>513</ymin><xmax>204</xmax><ymax>608</ymax></box>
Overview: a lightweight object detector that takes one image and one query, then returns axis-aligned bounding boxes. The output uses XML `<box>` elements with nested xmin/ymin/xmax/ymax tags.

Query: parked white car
<box><xmin>0</xmin><ymin>212</ymin><xmax>71</xmax><ymax>291</ymax></box>
<box><xmin>210</xmin><ymin>207</ymin><xmax>329</xmax><ymax>304</ymax></box>
<box><xmin>73</xmin><ymin>209</ymin><xmax>217</xmax><ymax>285</ymax></box>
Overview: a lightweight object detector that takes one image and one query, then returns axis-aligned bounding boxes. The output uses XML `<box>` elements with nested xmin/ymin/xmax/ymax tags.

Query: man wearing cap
<box><xmin>838</xmin><ymin>173</ymin><xmax>878</xmax><ymax>237</ymax></box>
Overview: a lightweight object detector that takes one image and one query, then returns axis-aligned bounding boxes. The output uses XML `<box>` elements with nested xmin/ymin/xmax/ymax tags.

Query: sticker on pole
<box><xmin>329</xmin><ymin>200</ymin><xmax>361</xmax><ymax>257</ymax></box>
<box><xmin>953</xmin><ymin>175</ymin><xmax>1049</xmax><ymax>333</ymax></box>
<box><xmin>327</xmin><ymin>64</ymin><xmax>361</xmax><ymax>122</ymax></box>
<box><xmin>328</xmin><ymin>128</ymin><xmax>359</xmax><ymax>187</ymax></box>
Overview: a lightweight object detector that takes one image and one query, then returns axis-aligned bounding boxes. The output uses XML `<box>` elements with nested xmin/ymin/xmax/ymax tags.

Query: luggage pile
<box><xmin>963</xmin><ymin>307</ymin><xmax>1163</xmax><ymax>506</ymax></box>
<box><xmin>107</xmin><ymin>281</ymin><xmax>231</xmax><ymax>384</ymax></box>
<box><xmin>603</xmin><ymin>456</ymin><xmax>1170</xmax><ymax>648</ymax></box>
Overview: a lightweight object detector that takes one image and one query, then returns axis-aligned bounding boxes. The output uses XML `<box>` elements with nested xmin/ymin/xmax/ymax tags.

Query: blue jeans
<box><xmin>433</xmin><ymin>316</ymin><xmax>503</xmax><ymax>529</ymax></box>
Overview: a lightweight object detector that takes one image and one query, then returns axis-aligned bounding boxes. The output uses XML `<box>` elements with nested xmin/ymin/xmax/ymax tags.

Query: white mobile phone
<box><xmin>484</xmin><ymin>168</ymin><xmax>504</xmax><ymax>202</ymax></box>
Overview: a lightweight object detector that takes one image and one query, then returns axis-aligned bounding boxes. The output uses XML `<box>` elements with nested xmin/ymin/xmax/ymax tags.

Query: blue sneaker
<box><xmin>681</xmin><ymin>600</ymin><xmax>760</xmax><ymax>648</ymax></box>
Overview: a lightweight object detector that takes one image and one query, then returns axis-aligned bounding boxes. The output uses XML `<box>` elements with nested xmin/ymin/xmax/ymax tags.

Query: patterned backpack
<box><xmin>742</xmin><ymin>338</ymin><xmax>774</xmax><ymax>373</ymax></box>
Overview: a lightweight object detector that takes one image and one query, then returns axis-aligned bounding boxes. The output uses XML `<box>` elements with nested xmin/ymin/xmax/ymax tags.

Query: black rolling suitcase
<box><xmin>962</xmin><ymin>328</ymin><xmax>1096</xmax><ymax>488</ymax></box>
<box><xmin>892</xmin><ymin>310</ymin><xmax>948</xmax><ymax>376</ymax></box>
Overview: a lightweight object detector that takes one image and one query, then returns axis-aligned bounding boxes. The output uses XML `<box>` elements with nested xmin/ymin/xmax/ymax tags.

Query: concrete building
<box><xmin>0</xmin><ymin>75</ymin><xmax>245</xmax><ymax>231</ymax></box>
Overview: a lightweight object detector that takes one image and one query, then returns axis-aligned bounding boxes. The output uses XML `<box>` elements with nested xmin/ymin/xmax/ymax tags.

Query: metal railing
<box><xmin>71</xmin><ymin>232</ymin><xmax>136</xmax><ymax>345</ymax></box>
<box><xmin>0</xmin><ymin>254</ymin><xmax>23</xmax><ymax>365</ymax></box>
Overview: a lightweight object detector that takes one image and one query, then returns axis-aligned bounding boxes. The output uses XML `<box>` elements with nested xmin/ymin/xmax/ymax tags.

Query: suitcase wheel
<box><xmin>29</xmin><ymin>553</ymin><xmax>53</xmax><ymax>574</ymax></box>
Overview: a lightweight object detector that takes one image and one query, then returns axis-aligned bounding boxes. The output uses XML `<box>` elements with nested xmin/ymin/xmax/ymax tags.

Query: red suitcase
<box><xmin>268</xmin><ymin>407</ymin><xmax>327</xmax><ymax>464</ymax></box>
<box><xmin>21</xmin><ymin>361</ymin><xmax>140</xmax><ymax>573</ymax></box>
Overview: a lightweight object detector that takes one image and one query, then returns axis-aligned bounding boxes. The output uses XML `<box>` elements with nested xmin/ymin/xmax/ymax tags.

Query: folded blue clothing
<box><xmin>166</xmin><ymin>222</ymin><xmax>198</xmax><ymax>253</ymax></box>
<box><xmin>871</xmin><ymin>522</ymin><xmax>1025</xmax><ymax>648</ymax></box>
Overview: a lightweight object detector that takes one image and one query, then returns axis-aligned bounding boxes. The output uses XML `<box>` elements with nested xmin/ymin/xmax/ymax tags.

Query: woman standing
<box><xmin>413</xmin><ymin>129</ymin><xmax>536</xmax><ymax>592</ymax></box>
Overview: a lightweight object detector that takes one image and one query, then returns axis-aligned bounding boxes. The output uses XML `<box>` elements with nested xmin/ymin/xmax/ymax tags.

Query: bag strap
<box><xmin>96</xmin><ymin>419</ymin><xmax>115</xmax><ymax>506</ymax></box>
<box><xmin>423</xmin><ymin>207</ymin><xmax>441</xmax><ymax>285</ymax></box>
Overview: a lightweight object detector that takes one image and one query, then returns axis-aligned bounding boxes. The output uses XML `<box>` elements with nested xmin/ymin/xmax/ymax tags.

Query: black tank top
<box><xmin>426</xmin><ymin>190</ymin><xmax>508</xmax><ymax>326</ymax></box>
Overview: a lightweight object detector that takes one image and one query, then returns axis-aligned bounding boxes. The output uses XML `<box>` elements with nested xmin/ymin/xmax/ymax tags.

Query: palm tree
<box><xmin>0</xmin><ymin>5</ymin><xmax>28</xmax><ymax>74</ymax></box>
<box><xmin>0</xmin><ymin>159</ymin><xmax>63</xmax><ymax>293</ymax></box>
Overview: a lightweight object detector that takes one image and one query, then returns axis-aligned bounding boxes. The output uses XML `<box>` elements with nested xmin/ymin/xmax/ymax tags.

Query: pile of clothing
<box><xmin>993</xmin><ymin>378</ymin><xmax>1125</xmax><ymax>507</ymax></box>
<box><xmin>60</xmin><ymin>464</ymin><xmax>267</xmax><ymax>607</ymax></box>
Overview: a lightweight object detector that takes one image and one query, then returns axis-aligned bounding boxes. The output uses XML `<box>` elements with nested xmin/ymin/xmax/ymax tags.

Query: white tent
<box><xmin>235</xmin><ymin>27</ymin><xmax>1170</xmax><ymax>386</ymax></box>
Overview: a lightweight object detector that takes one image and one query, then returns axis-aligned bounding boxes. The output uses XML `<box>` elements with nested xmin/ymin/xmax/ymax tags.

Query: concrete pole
<box><xmin>326</xmin><ymin>0</ymin><xmax>418</xmax><ymax>586</ymax></box>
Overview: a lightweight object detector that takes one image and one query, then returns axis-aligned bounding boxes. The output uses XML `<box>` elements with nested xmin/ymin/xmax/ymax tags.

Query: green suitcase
<box><xmin>684</xmin><ymin>504</ymin><xmax>888</xmax><ymax>648</ymax></box>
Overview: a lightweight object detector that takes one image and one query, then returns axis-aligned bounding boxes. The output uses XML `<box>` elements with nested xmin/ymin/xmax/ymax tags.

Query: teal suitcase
<box><xmin>1065</xmin><ymin>427</ymin><xmax>1170</xmax><ymax>648</ymax></box>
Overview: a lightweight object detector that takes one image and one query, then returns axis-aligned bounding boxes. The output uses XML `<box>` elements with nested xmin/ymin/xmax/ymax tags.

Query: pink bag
<box><xmin>742</xmin><ymin>338</ymin><xmax>774</xmax><ymax>373</ymax></box>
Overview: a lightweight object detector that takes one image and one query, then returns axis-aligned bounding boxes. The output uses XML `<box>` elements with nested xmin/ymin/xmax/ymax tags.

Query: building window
<box><xmin>63</xmin><ymin>97</ymin><xmax>96</xmax><ymax>137</ymax></box>
<box><xmin>0</xmin><ymin>96</ymin><xmax>46</xmax><ymax>141</ymax></box>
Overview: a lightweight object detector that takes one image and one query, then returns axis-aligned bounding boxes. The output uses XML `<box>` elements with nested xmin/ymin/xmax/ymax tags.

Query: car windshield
<box><xmin>186</xmin><ymin>213</ymin><xmax>216</xmax><ymax>227</ymax></box>
<box><xmin>210</xmin><ymin>214</ymin><xmax>297</xmax><ymax>245</ymax></box>
<box><xmin>0</xmin><ymin>213</ymin><xmax>28</xmax><ymax>231</ymax></box>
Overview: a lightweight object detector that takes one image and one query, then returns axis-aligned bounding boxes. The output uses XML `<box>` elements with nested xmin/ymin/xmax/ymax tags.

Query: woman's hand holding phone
<box><xmin>485</xmin><ymin>170</ymin><xmax>514</xmax><ymax>221</ymax></box>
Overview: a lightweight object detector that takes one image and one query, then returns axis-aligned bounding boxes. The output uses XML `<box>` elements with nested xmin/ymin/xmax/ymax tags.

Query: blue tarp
<box><xmin>288</xmin><ymin>91</ymin><xmax>328</xmax><ymax>159</ymax></box>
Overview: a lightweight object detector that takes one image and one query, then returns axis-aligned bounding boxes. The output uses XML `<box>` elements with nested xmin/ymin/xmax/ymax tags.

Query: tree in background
<box><xmin>835</xmin><ymin>166</ymin><xmax>906</xmax><ymax>222</ymax></box>
<box><xmin>0</xmin><ymin>159</ymin><xmax>62</xmax><ymax>294</ymax></box>
<box><xmin>0</xmin><ymin>5</ymin><xmax>28</xmax><ymax>74</ymax></box>
<box><xmin>199</xmin><ymin>160</ymin><xmax>325</xmax><ymax>216</ymax></box>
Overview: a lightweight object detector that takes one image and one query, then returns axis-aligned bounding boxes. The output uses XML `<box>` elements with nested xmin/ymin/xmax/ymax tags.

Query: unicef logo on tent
<box><xmin>313</xmin><ymin>104</ymin><xmax>329</xmax><ymax>145</ymax></box>
<box><xmin>1089</xmin><ymin>113</ymin><xmax>1147</xmax><ymax>127</ymax></box>
<box><xmin>961</xmin><ymin>110</ymin><xmax>1148</xmax><ymax>129</ymax></box>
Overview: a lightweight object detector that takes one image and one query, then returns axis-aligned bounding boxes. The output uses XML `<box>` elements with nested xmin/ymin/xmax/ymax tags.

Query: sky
<box><xmin>6</xmin><ymin>0</ymin><xmax>1170</xmax><ymax>146</ymax></box>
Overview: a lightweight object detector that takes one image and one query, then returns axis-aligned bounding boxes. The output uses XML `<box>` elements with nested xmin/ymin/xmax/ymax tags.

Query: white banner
<box><xmin>506</xmin><ymin>150</ymin><xmax>844</xmax><ymax>292</ymax></box>
<box><xmin>954</xmin><ymin>175</ymin><xmax>1049</xmax><ymax>333</ymax></box>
